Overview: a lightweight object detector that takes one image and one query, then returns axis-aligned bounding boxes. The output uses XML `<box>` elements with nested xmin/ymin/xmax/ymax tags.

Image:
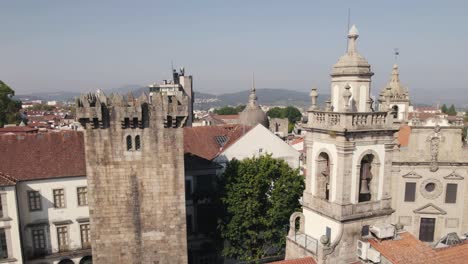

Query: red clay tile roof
<box><xmin>0</xmin><ymin>131</ymin><xmax>86</xmax><ymax>181</ymax></box>
<box><xmin>0</xmin><ymin>126</ymin><xmax>38</xmax><ymax>134</ymax></box>
<box><xmin>184</xmin><ymin>125</ymin><xmax>251</xmax><ymax>160</ymax></box>
<box><xmin>290</xmin><ymin>137</ymin><xmax>304</xmax><ymax>145</ymax></box>
<box><xmin>269</xmin><ymin>257</ymin><xmax>316</xmax><ymax>264</ymax></box>
<box><xmin>213</xmin><ymin>114</ymin><xmax>239</xmax><ymax>120</ymax></box>
<box><xmin>0</xmin><ymin>172</ymin><xmax>18</xmax><ymax>186</ymax></box>
<box><xmin>369</xmin><ymin>231</ymin><xmax>468</xmax><ymax>264</ymax></box>
<box><xmin>408</xmin><ymin>112</ymin><xmax>446</xmax><ymax>121</ymax></box>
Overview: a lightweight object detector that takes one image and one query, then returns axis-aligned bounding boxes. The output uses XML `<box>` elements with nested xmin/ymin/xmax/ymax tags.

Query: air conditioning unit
<box><xmin>356</xmin><ymin>240</ymin><xmax>370</xmax><ymax>260</ymax></box>
<box><xmin>370</xmin><ymin>224</ymin><xmax>395</xmax><ymax>239</ymax></box>
<box><xmin>367</xmin><ymin>248</ymin><xmax>381</xmax><ymax>263</ymax></box>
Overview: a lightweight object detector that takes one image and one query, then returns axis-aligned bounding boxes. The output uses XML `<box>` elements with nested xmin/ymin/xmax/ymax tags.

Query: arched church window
<box><xmin>126</xmin><ymin>135</ymin><xmax>132</xmax><ymax>151</ymax></box>
<box><xmin>317</xmin><ymin>152</ymin><xmax>331</xmax><ymax>201</ymax></box>
<box><xmin>135</xmin><ymin>135</ymin><xmax>141</xmax><ymax>151</ymax></box>
<box><xmin>358</xmin><ymin>154</ymin><xmax>373</xmax><ymax>202</ymax></box>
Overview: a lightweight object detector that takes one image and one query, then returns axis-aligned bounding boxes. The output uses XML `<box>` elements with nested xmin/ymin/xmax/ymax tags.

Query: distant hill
<box><xmin>15</xmin><ymin>87</ymin><xmax>329</xmax><ymax>110</ymax></box>
<box><xmin>195</xmin><ymin>89</ymin><xmax>329</xmax><ymax>110</ymax></box>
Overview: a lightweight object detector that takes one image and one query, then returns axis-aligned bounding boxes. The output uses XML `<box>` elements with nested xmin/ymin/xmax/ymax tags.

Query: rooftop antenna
<box><xmin>346</xmin><ymin>8</ymin><xmax>351</xmax><ymax>51</ymax></box>
<box><xmin>394</xmin><ymin>48</ymin><xmax>400</xmax><ymax>62</ymax></box>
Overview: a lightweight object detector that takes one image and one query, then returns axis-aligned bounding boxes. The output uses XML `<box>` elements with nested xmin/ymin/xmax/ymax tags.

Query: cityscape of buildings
<box><xmin>0</xmin><ymin>4</ymin><xmax>468</xmax><ymax>264</ymax></box>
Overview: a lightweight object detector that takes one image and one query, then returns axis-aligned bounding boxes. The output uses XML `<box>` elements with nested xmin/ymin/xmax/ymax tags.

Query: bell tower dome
<box><xmin>331</xmin><ymin>25</ymin><xmax>374</xmax><ymax>112</ymax></box>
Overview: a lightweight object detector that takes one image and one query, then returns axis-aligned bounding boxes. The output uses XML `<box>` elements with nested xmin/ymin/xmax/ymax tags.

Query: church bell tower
<box><xmin>286</xmin><ymin>25</ymin><xmax>399</xmax><ymax>264</ymax></box>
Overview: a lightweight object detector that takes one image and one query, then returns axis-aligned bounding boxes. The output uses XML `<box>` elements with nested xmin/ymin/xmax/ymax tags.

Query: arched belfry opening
<box><xmin>392</xmin><ymin>105</ymin><xmax>399</xmax><ymax>119</ymax></box>
<box><xmin>358</xmin><ymin>153</ymin><xmax>380</xmax><ymax>203</ymax></box>
<box><xmin>316</xmin><ymin>152</ymin><xmax>331</xmax><ymax>201</ymax></box>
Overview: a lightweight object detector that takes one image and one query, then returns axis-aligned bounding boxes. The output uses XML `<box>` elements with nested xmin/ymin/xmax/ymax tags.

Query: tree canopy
<box><xmin>0</xmin><ymin>81</ymin><xmax>22</xmax><ymax>127</ymax></box>
<box><xmin>441</xmin><ymin>104</ymin><xmax>448</xmax><ymax>114</ymax></box>
<box><xmin>218</xmin><ymin>155</ymin><xmax>304</xmax><ymax>262</ymax></box>
<box><xmin>447</xmin><ymin>104</ymin><xmax>457</xmax><ymax>116</ymax></box>
<box><xmin>28</xmin><ymin>104</ymin><xmax>56</xmax><ymax>111</ymax></box>
<box><xmin>213</xmin><ymin>105</ymin><xmax>246</xmax><ymax>115</ymax></box>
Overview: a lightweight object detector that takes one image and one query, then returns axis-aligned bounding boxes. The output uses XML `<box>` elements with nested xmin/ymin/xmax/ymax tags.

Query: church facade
<box><xmin>285</xmin><ymin>25</ymin><xmax>468</xmax><ymax>264</ymax></box>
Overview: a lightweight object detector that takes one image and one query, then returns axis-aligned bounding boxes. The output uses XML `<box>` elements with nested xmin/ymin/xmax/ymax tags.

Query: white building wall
<box><xmin>303</xmin><ymin>207</ymin><xmax>341</xmax><ymax>242</ymax></box>
<box><xmin>0</xmin><ymin>185</ymin><xmax>22</xmax><ymax>263</ymax></box>
<box><xmin>215</xmin><ymin>124</ymin><xmax>301</xmax><ymax>169</ymax></box>
<box><xmin>17</xmin><ymin>176</ymin><xmax>90</xmax><ymax>262</ymax></box>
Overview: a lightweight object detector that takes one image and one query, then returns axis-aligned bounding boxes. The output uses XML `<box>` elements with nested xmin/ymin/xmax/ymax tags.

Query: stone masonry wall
<box><xmin>77</xmin><ymin>92</ymin><xmax>188</xmax><ymax>264</ymax></box>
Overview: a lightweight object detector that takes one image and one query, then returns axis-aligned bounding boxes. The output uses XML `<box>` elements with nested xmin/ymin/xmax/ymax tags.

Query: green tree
<box><xmin>441</xmin><ymin>104</ymin><xmax>448</xmax><ymax>114</ymax></box>
<box><xmin>0</xmin><ymin>81</ymin><xmax>22</xmax><ymax>127</ymax></box>
<box><xmin>214</xmin><ymin>105</ymin><xmax>245</xmax><ymax>115</ymax></box>
<box><xmin>447</xmin><ymin>104</ymin><xmax>457</xmax><ymax>116</ymax></box>
<box><xmin>218</xmin><ymin>155</ymin><xmax>304</xmax><ymax>262</ymax></box>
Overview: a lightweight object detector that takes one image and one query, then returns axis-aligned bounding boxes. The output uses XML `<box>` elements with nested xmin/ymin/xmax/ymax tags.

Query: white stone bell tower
<box><xmin>285</xmin><ymin>26</ymin><xmax>399</xmax><ymax>264</ymax></box>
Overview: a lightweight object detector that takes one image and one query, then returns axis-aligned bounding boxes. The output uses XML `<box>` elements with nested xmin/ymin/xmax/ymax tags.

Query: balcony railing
<box><xmin>288</xmin><ymin>230</ymin><xmax>318</xmax><ymax>255</ymax></box>
<box><xmin>307</xmin><ymin>110</ymin><xmax>396</xmax><ymax>131</ymax></box>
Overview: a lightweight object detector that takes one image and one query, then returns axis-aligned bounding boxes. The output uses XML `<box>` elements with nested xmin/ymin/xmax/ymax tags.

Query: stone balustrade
<box><xmin>307</xmin><ymin>110</ymin><xmax>395</xmax><ymax>131</ymax></box>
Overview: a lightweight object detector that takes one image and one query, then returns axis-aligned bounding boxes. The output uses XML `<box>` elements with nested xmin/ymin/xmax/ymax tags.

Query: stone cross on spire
<box><xmin>347</xmin><ymin>24</ymin><xmax>359</xmax><ymax>54</ymax></box>
<box><xmin>248</xmin><ymin>73</ymin><xmax>258</xmax><ymax>107</ymax></box>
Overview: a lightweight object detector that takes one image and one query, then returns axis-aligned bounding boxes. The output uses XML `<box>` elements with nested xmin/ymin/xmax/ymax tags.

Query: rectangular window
<box><xmin>80</xmin><ymin>224</ymin><xmax>91</xmax><ymax>249</ymax></box>
<box><xmin>445</xmin><ymin>184</ymin><xmax>457</xmax><ymax>204</ymax></box>
<box><xmin>32</xmin><ymin>229</ymin><xmax>46</xmax><ymax>251</ymax></box>
<box><xmin>186</xmin><ymin>215</ymin><xmax>193</xmax><ymax>235</ymax></box>
<box><xmin>57</xmin><ymin>226</ymin><xmax>68</xmax><ymax>252</ymax></box>
<box><xmin>0</xmin><ymin>196</ymin><xmax>3</xmax><ymax>218</ymax></box>
<box><xmin>325</xmin><ymin>227</ymin><xmax>331</xmax><ymax>240</ymax></box>
<box><xmin>77</xmin><ymin>187</ymin><xmax>88</xmax><ymax>206</ymax></box>
<box><xmin>28</xmin><ymin>191</ymin><xmax>42</xmax><ymax>211</ymax></box>
<box><xmin>404</xmin><ymin>182</ymin><xmax>416</xmax><ymax>202</ymax></box>
<box><xmin>0</xmin><ymin>229</ymin><xmax>7</xmax><ymax>259</ymax></box>
<box><xmin>185</xmin><ymin>180</ymin><xmax>192</xmax><ymax>200</ymax></box>
<box><xmin>53</xmin><ymin>189</ymin><xmax>66</xmax><ymax>208</ymax></box>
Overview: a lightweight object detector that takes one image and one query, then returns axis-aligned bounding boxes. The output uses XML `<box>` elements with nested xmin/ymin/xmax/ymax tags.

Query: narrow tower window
<box><xmin>126</xmin><ymin>135</ymin><xmax>132</xmax><ymax>151</ymax></box>
<box><xmin>135</xmin><ymin>135</ymin><xmax>141</xmax><ymax>151</ymax></box>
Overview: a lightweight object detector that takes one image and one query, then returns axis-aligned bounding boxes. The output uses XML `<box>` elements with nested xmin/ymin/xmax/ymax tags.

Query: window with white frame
<box><xmin>53</xmin><ymin>189</ymin><xmax>66</xmax><ymax>208</ymax></box>
<box><xmin>77</xmin><ymin>187</ymin><xmax>88</xmax><ymax>206</ymax></box>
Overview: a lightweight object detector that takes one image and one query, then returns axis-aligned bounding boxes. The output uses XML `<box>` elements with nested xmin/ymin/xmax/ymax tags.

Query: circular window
<box><xmin>425</xmin><ymin>183</ymin><xmax>435</xmax><ymax>192</ymax></box>
<box><xmin>420</xmin><ymin>179</ymin><xmax>442</xmax><ymax>200</ymax></box>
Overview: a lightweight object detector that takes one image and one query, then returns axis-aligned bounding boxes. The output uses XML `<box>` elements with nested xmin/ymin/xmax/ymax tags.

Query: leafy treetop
<box><xmin>0</xmin><ymin>81</ymin><xmax>22</xmax><ymax>127</ymax></box>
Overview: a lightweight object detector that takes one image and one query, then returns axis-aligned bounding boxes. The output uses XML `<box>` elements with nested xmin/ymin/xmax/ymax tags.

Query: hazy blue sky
<box><xmin>0</xmin><ymin>1</ymin><xmax>467</xmax><ymax>104</ymax></box>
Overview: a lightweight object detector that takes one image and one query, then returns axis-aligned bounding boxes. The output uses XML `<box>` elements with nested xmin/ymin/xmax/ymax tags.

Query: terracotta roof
<box><xmin>184</xmin><ymin>125</ymin><xmax>251</xmax><ymax>160</ymax></box>
<box><xmin>397</xmin><ymin>124</ymin><xmax>411</xmax><ymax>147</ymax></box>
<box><xmin>290</xmin><ymin>137</ymin><xmax>304</xmax><ymax>145</ymax></box>
<box><xmin>0</xmin><ymin>131</ymin><xmax>86</xmax><ymax>181</ymax></box>
<box><xmin>369</xmin><ymin>231</ymin><xmax>468</xmax><ymax>264</ymax></box>
<box><xmin>0</xmin><ymin>126</ymin><xmax>38</xmax><ymax>134</ymax></box>
<box><xmin>213</xmin><ymin>114</ymin><xmax>239</xmax><ymax>120</ymax></box>
<box><xmin>269</xmin><ymin>257</ymin><xmax>316</xmax><ymax>264</ymax></box>
<box><xmin>0</xmin><ymin>172</ymin><xmax>18</xmax><ymax>186</ymax></box>
<box><xmin>408</xmin><ymin>112</ymin><xmax>445</xmax><ymax>121</ymax></box>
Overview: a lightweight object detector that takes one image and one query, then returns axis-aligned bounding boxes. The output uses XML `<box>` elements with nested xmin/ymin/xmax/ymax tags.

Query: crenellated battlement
<box><xmin>75</xmin><ymin>90</ymin><xmax>189</xmax><ymax>129</ymax></box>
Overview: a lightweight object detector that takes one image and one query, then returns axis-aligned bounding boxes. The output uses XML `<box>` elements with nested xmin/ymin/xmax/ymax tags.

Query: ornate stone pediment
<box><xmin>443</xmin><ymin>171</ymin><xmax>464</xmax><ymax>180</ymax></box>
<box><xmin>402</xmin><ymin>170</ymin><xmax>422</xmax><ymax>179</ymax></box>
<box><xmin>413</xmin><ymin>203</ymin><xmax>447</xmax><ymax>215</ymax></box>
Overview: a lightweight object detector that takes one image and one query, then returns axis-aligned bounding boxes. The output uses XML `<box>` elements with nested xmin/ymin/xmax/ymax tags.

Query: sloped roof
<box><xmin>0</xmin><ymin>172</ymin><xmax>18</xmax><ymax>186</ymax></box>
<box><xmin>0</xmin><ymin>126</ymin><xmax>38</xmax><ymax>134</ymax></box>
<box><xmin>184</xmin><ymin>125</ymin><xmax>251</xmax><ymax>160</ymax></box>
<box><xmin>269</xmin><ymin>257</ymin><xmax>316</xmax><ymax>264</ymax></box>
<box><xmin>0</xmin><ymin>131</ymin><xmax>86</xmax><ymax>181</ymax></box>
<box><xmin>369</xmin><ymin>231</ymin><xmax>468</xmax><ymax>264</ymax></box>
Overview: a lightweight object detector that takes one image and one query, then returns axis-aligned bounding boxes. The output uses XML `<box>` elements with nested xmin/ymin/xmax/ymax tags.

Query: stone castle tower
<box><xmin>76</xmin><ymin>90</ymin><xmax>189</xmax><ymax>263</ymax></box>
<box><xmin>285</xmin><ymin>25</ymin><xmax>399</xmax><ymax>263</ymax></box>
